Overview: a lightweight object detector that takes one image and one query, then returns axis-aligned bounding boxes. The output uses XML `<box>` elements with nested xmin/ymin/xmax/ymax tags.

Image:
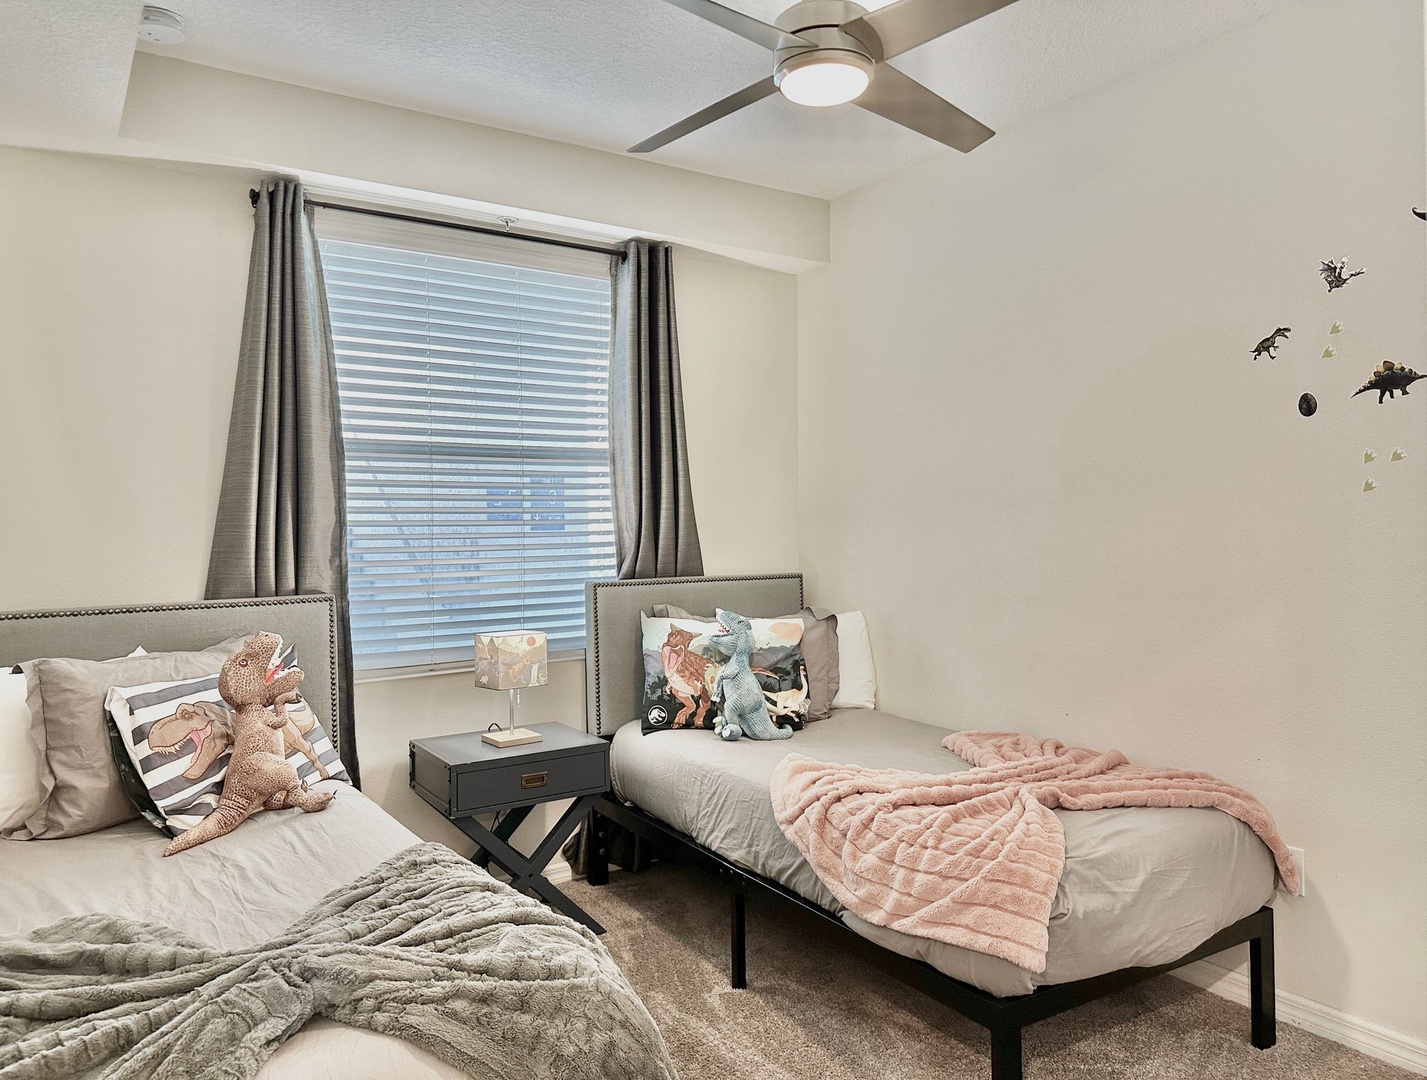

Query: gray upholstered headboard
<box><xmin>584</xmin><ymin>574</ymin><xmax>804</xmax><ymax>737</ymax></box>
<box><xmin>0</xmin><ymin>596</ymin><xmax>341</xmax><ymax>749</ymax></box>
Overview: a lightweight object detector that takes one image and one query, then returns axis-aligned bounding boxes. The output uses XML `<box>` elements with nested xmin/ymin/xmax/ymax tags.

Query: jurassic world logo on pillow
<box><xmin>103</xmin><ymin>646</ymin><xmax>347</xmax><ymax>836</ymax></box>
<box><xmin>639</xmin><ymin>614</ymin><xmax>809</xmax><ymax>735</ymax></box>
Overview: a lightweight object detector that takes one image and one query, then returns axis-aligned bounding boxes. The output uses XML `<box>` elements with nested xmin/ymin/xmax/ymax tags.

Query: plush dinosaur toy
<box><xmin>709</xmin><ymin>609</ymin><xmax>793</xmax><ymax>742</ymax></box>
<box><xmin>164</xmin><ymin>632</ymin><xmax>334</xmax><ymax>856</ymax></box>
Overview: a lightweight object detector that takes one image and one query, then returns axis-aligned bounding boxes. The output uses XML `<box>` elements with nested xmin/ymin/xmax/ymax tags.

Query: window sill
<box><xmin>353</xmin><ymin>649</ymin><xmax>587</xmax><ymax>685</ymax></box>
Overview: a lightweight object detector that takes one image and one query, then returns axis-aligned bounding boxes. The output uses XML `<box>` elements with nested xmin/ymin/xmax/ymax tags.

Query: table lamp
<box><xmin>475</xmin><ymin>630</ymin><xmax>548</xmax><ymax>748</ymax></box>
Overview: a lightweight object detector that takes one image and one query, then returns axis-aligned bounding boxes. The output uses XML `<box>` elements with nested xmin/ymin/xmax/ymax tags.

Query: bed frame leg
<box><xmin>586</xmin><ymin>807</ymin><xmax>610</xmax><ymax>887</ymax></box>
<box><xmin>730</xmin><ymin>888</ymin><xmax>747</xmax><ymax>990</ymax></box>
<box><xmin>989</xmin><ymin>1023</ymin><xmax>1023</xmax><ymax>1080</ymax></box>
<box><xmin>1250</xmin><ymin>910</ymin><xmax>1276</xmax><ymax>1049</ymax></box>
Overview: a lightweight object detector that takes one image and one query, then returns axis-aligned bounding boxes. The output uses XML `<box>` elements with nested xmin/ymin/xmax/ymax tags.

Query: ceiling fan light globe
<box><xmin>776</xmin><ymin>56</ymin><xmax>872</xmax><ymax>107</ymax></box>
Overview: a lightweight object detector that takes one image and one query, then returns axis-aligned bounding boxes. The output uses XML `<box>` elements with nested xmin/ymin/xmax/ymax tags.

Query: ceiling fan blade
<box><xmin>628</xmin><ymin>76</ymin><xmax>779</xmax><ymax>153</ymax></box>
<box><xmin>856</xmin><ymin>64</ymin><xmax>994</xmax><ymax>152</ymax></box>
<box><xmin>844</xmin><ymin>0</ymin><xmax>1020</xmax><ymax>60</ymax></box>
<box><xmin>659</xmin><ymin>0</ymin><xmax>807</xmax><ymax>52</ymax></box>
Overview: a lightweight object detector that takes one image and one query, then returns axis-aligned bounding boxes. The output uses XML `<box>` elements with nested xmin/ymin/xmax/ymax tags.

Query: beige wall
<box><xmin>0</xmin><ymin>143</ymin><xmax>800</xmax><ymax>857</ymax></box>
<box><xmin>0</xmin><ymin>148</ymin><xmax>253</xmax><ymax>601</ymax></box>
<box><xmin>798</xmin><ymin>0</ymin><xmax>1425</xmax><ymax>1046</ymax></box>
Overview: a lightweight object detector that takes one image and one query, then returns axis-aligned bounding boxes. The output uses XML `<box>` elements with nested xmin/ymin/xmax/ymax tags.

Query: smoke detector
<box><xmin>137</xmin><ymin>7</ymin><xmax>186</xmax><ymax>45</ymax></box>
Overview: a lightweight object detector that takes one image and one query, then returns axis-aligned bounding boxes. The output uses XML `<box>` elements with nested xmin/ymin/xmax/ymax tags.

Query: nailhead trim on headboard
<box><xmin>0</xmin><ymin>596</ymin><xmax>342</xmax><ymax>750</ymax></box>
<box><xmin>586</xmin><ymin>574</ymin><xmax>805</xmax><ymax>736</ymax></box>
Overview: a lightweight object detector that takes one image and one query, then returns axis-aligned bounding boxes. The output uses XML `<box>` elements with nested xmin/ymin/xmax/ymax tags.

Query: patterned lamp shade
<box><xmin>474</xmin><ymin>631</ymin><xmax>548</xmax><ymax>691</ymax></box>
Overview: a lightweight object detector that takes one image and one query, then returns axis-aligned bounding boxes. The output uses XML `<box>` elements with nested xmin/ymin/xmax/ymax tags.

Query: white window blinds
<box><xmin>316</xmin><ymin>210</ymin><xmax>617</xmax><ymax>673</ymax></box>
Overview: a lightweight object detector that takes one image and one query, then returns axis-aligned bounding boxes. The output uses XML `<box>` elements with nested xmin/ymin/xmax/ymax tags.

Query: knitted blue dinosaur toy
<box><xmin>709</xmin><ymin>609</ymin><xmax>793</xmax><ymax>742</ymax></box>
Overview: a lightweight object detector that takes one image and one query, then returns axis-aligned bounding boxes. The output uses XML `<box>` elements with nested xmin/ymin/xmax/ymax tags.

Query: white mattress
<box><xmin>611</xmin><ymin>711</ymin><xmax>1276</xmax><ymax>998</ymax></box>
<box><xmin>0</xmin><ymin>781</ymin><xmax>470</xmax><ymax>1080</ymax></box>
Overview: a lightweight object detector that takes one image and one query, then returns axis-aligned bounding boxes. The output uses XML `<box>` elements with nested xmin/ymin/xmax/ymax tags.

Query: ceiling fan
<box><xmin>629</xmin><ymin>0</ymin><xmax>1020</xmax><ymax>154</ymax></box>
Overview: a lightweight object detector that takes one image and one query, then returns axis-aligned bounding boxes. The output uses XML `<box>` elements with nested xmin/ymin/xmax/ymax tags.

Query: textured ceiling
<box><xmin>133</xmin><ymin>0</ymin><xmax>1299</xmax><ymax>197</ymax></box>
<box><xmin>0</xmin><ymin>0</ymin><xmax>143</xmax><ymax>135</ymax></box>
<box><xmin>2</xmin><ymin>1</ymin><xmax>1299</xmax><ymax>198</ymax></box>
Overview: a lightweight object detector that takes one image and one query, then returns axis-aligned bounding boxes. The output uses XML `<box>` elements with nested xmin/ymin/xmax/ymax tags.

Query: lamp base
<box><xmin>481</xmin><ymin>727</ymin><xmax>544</xmax><ymax>748</ymax></box>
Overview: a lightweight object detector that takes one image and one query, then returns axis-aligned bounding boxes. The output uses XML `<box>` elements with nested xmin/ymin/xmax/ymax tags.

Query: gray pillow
<box><xmin>651</xmin><ymin>605</ymin><xmax>840</xmax><ymax>721</ymax></box>
<box><xmin>798</xmin><ymin>608</ymin><xmax>840</xmax><ymax>721</ymax></box>
<box><xmin>6</xmin><ymin>636</ymin><xmax>249</xmax><ymax>840</ymax></box>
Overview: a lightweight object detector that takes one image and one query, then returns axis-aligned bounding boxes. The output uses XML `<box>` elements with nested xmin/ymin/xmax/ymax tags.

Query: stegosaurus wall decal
<box><xmin>1353</xmin><ymin>361</ymin><xmax>1423</xmax><ymax>403</ymax></box>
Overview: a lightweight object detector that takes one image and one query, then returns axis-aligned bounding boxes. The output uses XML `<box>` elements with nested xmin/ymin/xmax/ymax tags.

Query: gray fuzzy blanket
<box><xmin>0</xmin><ymin>843</ymin><xmax>676</xmax><ymax>1080</ymax></box>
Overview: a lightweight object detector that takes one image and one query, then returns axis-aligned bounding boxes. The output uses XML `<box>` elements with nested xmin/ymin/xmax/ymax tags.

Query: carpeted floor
<box><xmin>566</xmin><ymin>864</ymin><xmax>1413</xmax><ymax>1080</ymax></box>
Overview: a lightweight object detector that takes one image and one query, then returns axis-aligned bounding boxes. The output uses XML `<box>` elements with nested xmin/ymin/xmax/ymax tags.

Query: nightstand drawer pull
<box><xmin>521</xmin><ymin>771</ymin><xmax>549</xmax><ymax>790</ymax></box>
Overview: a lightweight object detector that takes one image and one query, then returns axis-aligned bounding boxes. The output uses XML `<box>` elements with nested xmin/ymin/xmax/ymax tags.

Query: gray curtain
<box><xmin>609</xmin><ymin>239</ymin><xmax>704</xmax><ymax>579</ymax></box>
<box><xmin>206</xmin><ymin>178</ymin><xmax>360</xmax><ymax>787</ymax></box>
<box><xmin>564</xmin><ymin>241</ymin><xmax>703</xmax><ymax>879</ymax></box>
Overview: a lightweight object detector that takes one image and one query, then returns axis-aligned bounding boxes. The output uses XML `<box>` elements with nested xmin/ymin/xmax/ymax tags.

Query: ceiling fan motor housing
<box><xmin>772</xmin><ymin>0</ymin><xmax>878</xmax><ymax>92</ymax></box>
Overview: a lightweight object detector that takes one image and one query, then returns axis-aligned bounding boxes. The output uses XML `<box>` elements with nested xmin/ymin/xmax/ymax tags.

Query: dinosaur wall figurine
<box><xmin>1251</xmin><ymin>327</ymin><xmax>1291</xmax><ymax>361</ymax></box>
<box><xmin>1319</xmin><ymin>258</ymin><xmax>1365</xmax><ymax>292</ymax></box>
<box><xmin>1353</xmin><ymin>360</ymin><xmax>1423</xmax><ymax>403</ymax></box>
<box><xmin>149</xmin><ymin>696</ymin><xmax>333</xmax><ymax>781</ymax></box>
<box><xmin>709</xmin><ymin>610</ymin><xmax>792</xmax><ymax>742</ymax></box>
<box><xmin>163</xmin><ymin>633</ymin><xmax>334</xmax><ymax>856</ymax></box>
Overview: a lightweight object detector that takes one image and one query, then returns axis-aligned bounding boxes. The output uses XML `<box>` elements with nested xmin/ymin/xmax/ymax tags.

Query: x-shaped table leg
<box><xmin>451</xmin><ymin>794</ymin><xmax>606</xmax><ymax>934</ymax></box>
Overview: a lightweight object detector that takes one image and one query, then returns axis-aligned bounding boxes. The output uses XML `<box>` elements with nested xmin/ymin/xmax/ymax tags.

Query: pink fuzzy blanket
<box><xmin>770</xmin><ymin>731</ymin><xmax>1297</xmax><ymax>973</ymax></box>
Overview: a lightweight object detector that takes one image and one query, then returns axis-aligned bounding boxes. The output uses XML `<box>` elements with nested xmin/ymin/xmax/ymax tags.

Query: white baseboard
<box><xmin>477</xmin><ymin>855</ymin><xmax>573</xmax><ymax>886</ymax></box>
<box><xmin>1171</xmin><ymin>961</ymin><xmax>1427</xmax><ymax>1076</ymax></box>
<box><xmin>544</xmin><ymin>855</ymin><xmax>573</xmax><ymax>886</ymax></box>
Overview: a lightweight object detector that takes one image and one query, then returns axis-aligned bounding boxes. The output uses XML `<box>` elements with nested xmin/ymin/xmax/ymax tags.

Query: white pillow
<box><xmin>830</xmin><ymin>610</ymin><xmax>877</xmax><ymax>710</ymax></box>
<box><xmin>0</xmin><ymin>673</ymin><xmax>43</xmax><ymax>831</ymax></box>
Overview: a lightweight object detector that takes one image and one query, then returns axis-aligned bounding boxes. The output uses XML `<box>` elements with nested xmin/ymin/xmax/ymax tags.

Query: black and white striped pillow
<box><xmin>104</xmin><ymin>648</ymin><xmax>347</xmax><ymax>836</ymax></box>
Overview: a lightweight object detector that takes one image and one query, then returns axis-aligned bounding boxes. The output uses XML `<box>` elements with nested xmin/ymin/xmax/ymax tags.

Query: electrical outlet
<box><xmin>1286</xmin><ymin>846</ymin><xmax>1306</xmax><ymax>897</ymax></box>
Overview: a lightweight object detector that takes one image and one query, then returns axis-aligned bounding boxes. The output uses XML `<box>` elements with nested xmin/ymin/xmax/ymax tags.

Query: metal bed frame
<box><xmin>588</xmin><ymin>796</ymin><xmax>1275</xmax><ymax>1080</ymax></box>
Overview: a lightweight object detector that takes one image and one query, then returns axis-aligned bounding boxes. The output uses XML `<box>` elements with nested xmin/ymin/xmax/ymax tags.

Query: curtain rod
<box><xmin>248</xmin><ymin>188</ymin><xmax>628</xmax><ymax>260</ymax></box>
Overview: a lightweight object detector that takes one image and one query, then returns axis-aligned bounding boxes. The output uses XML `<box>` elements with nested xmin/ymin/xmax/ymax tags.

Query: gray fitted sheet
<box><xmin>611</xmin><ymin>710</ymin><xmax>1276</xmax><ymax>998</ymax></box>
<box><xmin>0</xmin><ymin>783</ymin><xmax>472</xmax><ymax>1080</ymax></box>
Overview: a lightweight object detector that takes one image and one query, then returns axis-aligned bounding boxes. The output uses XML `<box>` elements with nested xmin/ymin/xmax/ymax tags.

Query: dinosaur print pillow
<box><xmin>104</xmin><ymin>646</ymin><xmax>347</xmax><ymax>837</ymax></box>
<box><xmin>639</xmin><ymin>614</ymin><xmax>809</xmax><ymax>735</ymax></box>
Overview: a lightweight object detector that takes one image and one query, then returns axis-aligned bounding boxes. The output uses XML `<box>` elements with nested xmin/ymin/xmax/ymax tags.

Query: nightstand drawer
<box><xmin>453</xmin><ymin>749</ymin><xmax>607</xmax><ymax>815</ymax></box>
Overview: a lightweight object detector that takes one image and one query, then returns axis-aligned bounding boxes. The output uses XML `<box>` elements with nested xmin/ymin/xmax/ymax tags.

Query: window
<box><xmin>316</xmin><ymin>210</ymin><xmax>617</xmax><ymax>674</ymax></box>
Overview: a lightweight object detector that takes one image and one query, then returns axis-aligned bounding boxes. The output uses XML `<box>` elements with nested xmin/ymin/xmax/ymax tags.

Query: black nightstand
<box><xmin>410</xmin><ymin>722</ymin><xmax>609</xmax><ymax>933</ymax></box>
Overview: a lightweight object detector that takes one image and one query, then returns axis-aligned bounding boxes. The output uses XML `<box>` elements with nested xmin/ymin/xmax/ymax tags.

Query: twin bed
<box><xmin>0</xmin><ymin>596</ymin><xmax>672</xmax><ymax>1080</ymax></box>
<box><xmin>583</xmin><ymin>573</ymin><xmax>1280</xmax><ymax>1080</ymax></box>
